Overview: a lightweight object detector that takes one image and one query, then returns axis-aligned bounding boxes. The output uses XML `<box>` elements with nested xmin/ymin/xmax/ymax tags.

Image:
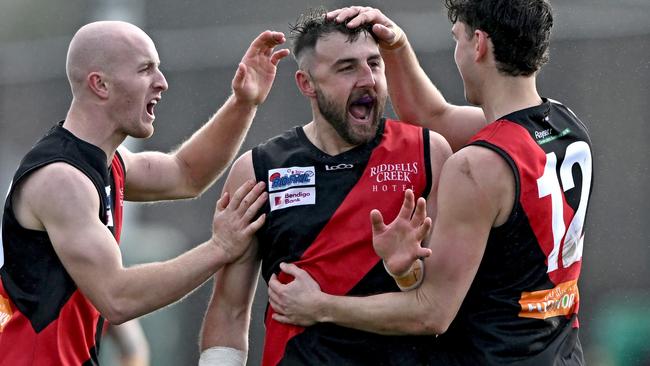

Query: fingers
<box><xmin>397</xmin><ymin>189</ymin><xmax>416</xmax><ymax>219</ymax></box>
<box><xmin>370</xmin><ymin>209</ymin><xmax>386</xmax><ymax>235</ymax></box>
<box><xmin>346</xmin><ymin>9</ymin><xmax>379</xmax><ymax>28</ymax></box>
<box><xmin>268</xmin><ymin>273</ymin><xmax>282</xmax><ymax>292</ymax></box>
<box><xmin>216</xmin><ymin>191</ymin><xmax>229</xmax><ymax>211</ymax></box>
<box><xmin>371</xmin><ymin>23</ymin><xmax>397</xmax><ymax>43</ymax></box>
<box><xmin>279</xmin><ymin>262</ymin><xmax>306</xmax><ymax>279</ymax></box>
<box><xmin>270</xmin><ymin>48</ymin><xmax>291</xmax><ymax>66</ymax></box>
<box><xmin>228</xmin><ymin>180</ymin><xmax>264</xmax><ymax>210</ymax></box>
<box><xmin>417</xmin><ymin>217</ymin><xmax>433</xmax><ymax>240</ymax></box>
<box><xmin>241</xmin><ymin>185</ymin><xmax>268</xmax><ymax>221</ymax></box>
<box><xmin>242</xmin><ymin>213</ymin><xmax>266</xmax><ymax>238</ymax></box>
<box><xmin>268</xmin><ymin>273</ymin><xmax>283</xmax><ymax>304</ymax></box>
<box><xmin>327</xmin><ymin>6</ymin><xmax>367</xmax><ymax>24</ymax></box>
<box><xmin>411</xmin><ymin>196</ymin><xmax>428</xmax><ymax>226</ymax></box>
<box><xmin>249</xmin><ymin>30</ymin><xmax>286</xmax><ymax>54</ymax></box>
<box><xmin>416</xmin><ymin>247</ymin><xmax>433</xmax><ymax>258</ymax></box>
<box><xmin>232</xmin><ymin>62</ymin><xmax>247</xmax><ymax>93</ymax></box>
<box><xmin>271</xmin><ymin>313</ymin><xmax>293</xmax><ymax>324</ymax></box>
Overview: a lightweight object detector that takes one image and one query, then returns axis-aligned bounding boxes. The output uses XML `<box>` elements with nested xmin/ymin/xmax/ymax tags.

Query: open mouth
<box><xmin>348</xmin><ymin>95</ymin><xmax>375</xmax><ymax>122</ymax></box>
<box><xmin>146</xmin><ymin>99</ymin><xmax>159</xmax><ymax>118</ymax></box>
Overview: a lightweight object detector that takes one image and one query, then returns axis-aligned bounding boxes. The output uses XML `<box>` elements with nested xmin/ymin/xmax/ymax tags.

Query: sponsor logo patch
<box><xmin>269</xmin><ymin>187</ymin><xmax>316</xmax><ymax>211</ymax></box>
<box><xmin>518</xmin><ymin>280</ymin><xmax>579</xmax><ymax>319</ymax></box>
<box><xmin>0</xmin><ymin>295</ymin><xmax>13</xmax><ymax>332</ymax></box>
<box><xmin>368</xmin><ymin>162</ymin><xmax>419</xmax><ymax>193</ymax></box>
<box><xmin>267</xmin><ymin>166</ymin><xmax>316</xmax><ymax>192</ymax></box>
<box><xmin>535</xmin><ymin>127</ymin><xmax>571</xmax><ymax>145</ymax></box>
<box><xmin>325</xmin><ymin>163</ymin><xmax>354</xmax><ymax>171</ymax></box>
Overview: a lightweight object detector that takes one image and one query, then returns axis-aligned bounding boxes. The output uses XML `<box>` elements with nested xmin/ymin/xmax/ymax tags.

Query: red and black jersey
<box><xmin>428</xmin><ymin>99</ymin><xmax>591</xmax><ymax>365</ymax></box>
<box><xmin>0</xmin><ymin>122</ymin><xmax>125</xmax><ymax>365</ymax></box>
<box><xmin>252</xmin><ymin>119</ymin><xmax>436</xmax><ymax>366</ymax></box>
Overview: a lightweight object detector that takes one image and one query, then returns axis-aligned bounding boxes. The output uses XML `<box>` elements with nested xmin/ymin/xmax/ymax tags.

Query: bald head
<box><xmin>66</xmin><ymin>21</ymin><xmax>155</xmax><ymax>96</ymax></box>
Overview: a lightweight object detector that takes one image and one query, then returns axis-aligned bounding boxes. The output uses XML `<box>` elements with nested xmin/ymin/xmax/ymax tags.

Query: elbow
<box><xmin>98</xmin><ymin>295</ymin><xmax>136</xmax><ymax>325</ymax></box>
<box><xmin>419</xmin><ymin>314</ymin><xmax>451</xmax><ymax>336</ymax></box>
<box><xmin>183</xmin><ymin>183</ymin><xmax>207</xmax><ymax>199</ymax></box>
<box><xmin>101</xmin><ymin>302</ymin><xmax>132</xmax><ymax>325</ymax></box>
<box><xmin>409</xmin><ymin>291</ymin><xmax>455</xmax><ymax>336</ymax></box>
<box><xmin>408</xmin><ymin>311</ymin><xmax>450</xmax><ymax>336</ymax></box>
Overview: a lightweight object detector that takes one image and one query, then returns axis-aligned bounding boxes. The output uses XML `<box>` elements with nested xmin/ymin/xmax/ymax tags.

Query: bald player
<box><xmin>0</xmin><ymin>21</ymin><xmax>289</xmax><ymax>365</ymax></box>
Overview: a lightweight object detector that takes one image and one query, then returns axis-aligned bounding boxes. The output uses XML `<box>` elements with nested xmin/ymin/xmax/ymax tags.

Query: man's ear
<box><xmin>474</xmin><ymin>29</ymin><xmax>490</xmax><ymax>62</ymax></box>
<box><xmin>295</xmin><ymin>70</ymin><xmax>316</xmax><ymax>98</ymax></box>
<box><xmin>87</xmin><ymin>72</ymin><xmax>109</xmax><ymax>99</ymax></box>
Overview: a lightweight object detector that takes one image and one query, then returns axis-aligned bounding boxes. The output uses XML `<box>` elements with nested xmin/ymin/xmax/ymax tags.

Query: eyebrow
<box><xmin>332</xmin><ymin>52</ymin><xmax>382</xmax><ymax>67</ymax></box>
<box><xmin>138</xmin><ymin>60</ymin><xmax>160</xmax><ymax>69</ymax></box>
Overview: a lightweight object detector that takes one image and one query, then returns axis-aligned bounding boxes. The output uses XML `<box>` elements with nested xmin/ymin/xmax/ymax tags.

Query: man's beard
<box><xmin>315</xmin><ymin>87</ymin><xmax>384</xmax><ymax>146</ymax></box>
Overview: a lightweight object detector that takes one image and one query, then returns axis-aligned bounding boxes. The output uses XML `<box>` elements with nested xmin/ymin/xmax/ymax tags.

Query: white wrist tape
<box><xmin>383</xmin><ymin>258</ymin><xmax>424</xmax><ymax>291</ymax></box>
<box><xmin>198</xmin><ymin>346</ymin><xmax>246</xmax><ymax>366</ymax></box>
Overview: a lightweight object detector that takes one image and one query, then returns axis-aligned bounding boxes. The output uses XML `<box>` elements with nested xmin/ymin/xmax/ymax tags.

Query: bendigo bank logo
<box><xmin>369</xmin><ymin>162</ymin><xmax>418</xmax><ymax>193</ymax></box>
<box><xmin>267</xmin><ymin>166</ymin><xmax>316</xmax><ymax>212</ymax></box>
<box><xmin>268</xmin><ymin>166</ymin><xmax>316</xmax><ymax>192</ymax></box>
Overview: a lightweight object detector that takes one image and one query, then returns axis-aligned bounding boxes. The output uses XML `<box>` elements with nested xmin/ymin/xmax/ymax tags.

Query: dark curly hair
<box><xmin>445</xmin><ymin>0</ymin><xmax>553</xmax><ymax>76</ymax></box>
<box><xmin>289</xmin><ymin>7</ymin><xmax>379</xmax><ymax>67</ymax></box>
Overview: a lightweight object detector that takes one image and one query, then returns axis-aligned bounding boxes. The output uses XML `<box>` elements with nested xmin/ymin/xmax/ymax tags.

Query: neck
<box><xmin>480</xmin><ymin>74</ymin><xmax>543</xmax><ymax>123</ymax></box>
<box><xmin>63</xmin><ymin>99</ymin><xmax>126</xmax><ymax>165</ymax></box>
<box><xmin>302</xmin><ymin>110</ymin><xmax>358</xmax><ymax>156</ymax></box>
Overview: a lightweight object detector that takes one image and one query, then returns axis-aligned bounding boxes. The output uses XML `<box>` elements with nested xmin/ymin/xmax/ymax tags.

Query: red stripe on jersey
<box><xmin>110</xmin><ymin>153</ymin><xmax>125</xmax><ymax>243</ymax></box>
<box><xmin>263</xmin><ymin>120</ymin><xmax>428</xmax><ymax>366</ymax></box>
<box><xmin>469</xmin><ymin>120</ymin><xmax>581</xmax><ymax>285</ymax></box>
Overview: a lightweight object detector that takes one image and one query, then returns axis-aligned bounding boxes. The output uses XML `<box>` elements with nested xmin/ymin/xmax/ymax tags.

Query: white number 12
<box><xmin>537</xmin><ymin>141</ymin><xmax>592</xmax><ymax>273</ymax></box>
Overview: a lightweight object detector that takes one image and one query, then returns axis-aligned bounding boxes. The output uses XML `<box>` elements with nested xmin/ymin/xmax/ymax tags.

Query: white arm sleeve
<box><xmin>198</xmin><ymin>346</ymin><xmax>246</xmax><ymax>366</ymax></box>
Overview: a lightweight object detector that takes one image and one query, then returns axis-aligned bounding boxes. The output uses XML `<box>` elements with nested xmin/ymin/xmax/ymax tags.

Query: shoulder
<box><xmin>445</xmin><ymin>146</ymin><xmax>511</xmax><ymax>187</ymax></box>
<box><xmin>426</xmin><ymin>131</ymin><xmax>452</xmax><ymax>160</ymax></box>
<box><xmin>441</xmin><ymin>146</ymin><xmax>515</xmax><ymax>225</ymax></box>
<box><xmin>441</xmin><ymin>147</ymin><xmax>514</xmax><ymax>208</ymax></box>
<box><xmin>255</xmin><ymin>128</ymin><xmax>300</xmax><ymax>151</ymax></box>
<box><xmin>14</xmin><ymin>162</ymin><xmax>101</xmax><ymax>229</ymax></box>
<box><xmin>225</xmin><ymin>151</ymin><xmax>256</xmax><ymax>188</ymax></box>
<box><xmin>116</xmin><ymin>145</ymin><xmax>132</xmax><ymax>172</ymax></box>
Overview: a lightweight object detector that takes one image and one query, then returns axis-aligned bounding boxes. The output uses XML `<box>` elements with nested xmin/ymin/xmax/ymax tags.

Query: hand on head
<box><xmin>327</xmin><ymin>7</ymin><xmax>406</xmax><ymax>50</ymax></box>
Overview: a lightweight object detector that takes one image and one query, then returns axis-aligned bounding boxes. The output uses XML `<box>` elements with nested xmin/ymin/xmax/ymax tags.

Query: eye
<box><xmin>140</xmin><ymin>63</ymin><xmax>156</xmax><ymax>73</ymax></box>
<box><xmin>338</xmin><ymin>65</ymin><xmax>354</xmax><ymax>73</ymax></box>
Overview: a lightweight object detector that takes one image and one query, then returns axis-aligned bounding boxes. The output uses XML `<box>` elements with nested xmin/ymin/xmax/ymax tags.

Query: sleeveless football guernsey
<box><xmin>253</xmin><ymin>119</ymin><xmax>436</xmax><ymax>366</ymax></box>
<box><xmin>428</xmin><ymin>99</ymin><xmax>591</xmax><ymax>365</ymax></box>
<box><xmin>0</xmin><ymin>123</ymin><xmax>125</xmax><ymax>365</ymax></box>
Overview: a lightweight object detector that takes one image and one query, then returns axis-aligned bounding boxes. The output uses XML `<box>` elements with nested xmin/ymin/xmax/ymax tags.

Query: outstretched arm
<box><xmin>121</xmin><ymin>31</ymin><xmax>291</xmax><ymax>201</ymax></box>
<box><xmin>328</xmin><ymin>7</ymin><xmax>486</xmax><ymax>151</ymax></box>
<box><xmin>12</xmin><ymin>161</ymin><xmax>267</xmax><ymax>325</ymax></box>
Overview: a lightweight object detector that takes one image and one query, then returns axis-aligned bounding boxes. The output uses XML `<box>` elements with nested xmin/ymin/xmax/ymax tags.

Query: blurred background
<box><xmin>0</xmin><ymin>0</ymin><xmax>648</xmax><ymax>365</ymax></box>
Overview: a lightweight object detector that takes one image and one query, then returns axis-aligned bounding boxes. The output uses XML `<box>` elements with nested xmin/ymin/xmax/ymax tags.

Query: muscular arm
<box><xmin>13</xmin><ymin>162</ymin><xmax>266</xmax><ymax>324</ymax></box>
<box><xmin>270</xmin><ymin>146</ymin><xmax>514</xmax><ymax>335</ymax></box>
<box><xmin>199</xmin><ymin>151</ymin><xmax>261</xmax><ymax>355</ymax></box>
<box><xmin>328</xmin><ymin>7</ymin><xmax>486</xmax><ymax>151</ymax></box>
<box><xmin>382</xmin><ymin>43</ymin><xmax>486</xmax><ymax>152</ymax></box>
<box><xmin>120</xmin><ymin>31</ymin><xmax>290</xmax><ymax>201</ymax></box>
